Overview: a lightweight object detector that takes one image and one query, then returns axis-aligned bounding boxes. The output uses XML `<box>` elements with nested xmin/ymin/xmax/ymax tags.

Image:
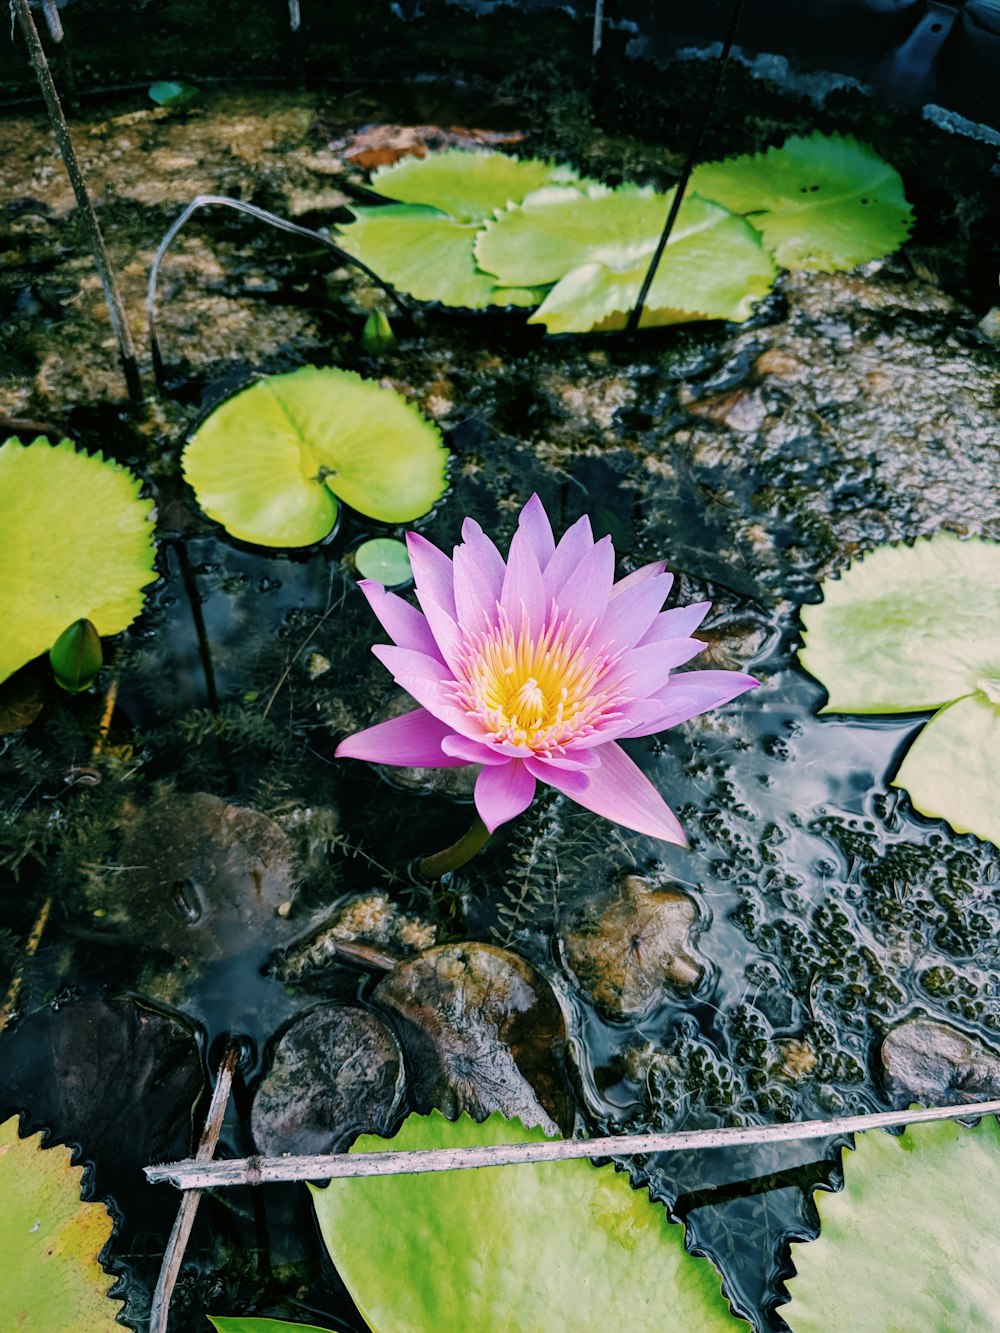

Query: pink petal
<box><xmin>552</xmin><ymin>534</ymin><xmax>616</xmax><ymax>626</ymax></box>
<box><xmin>420</xmin><ymin>596</ymin><xmax>465</xmax><ymax>675</ymax></box>
<box><xmin>525</xmin><ymin>755</ymin><xmax>590</xmax><ymax>794</ymax></box>
<box><xmin>500</xmin><ymin>525</ymin><xmax>546</xmax><ymax>634</ymax></box>
<box><xmin>359</xmin><ymin>580</ymin><xmax>441</xmax><ymax>659</ymax></box>
<box><xmin>441</xmin><ymin>733</ymin><xmax>509</xmax><ymax>765</ymax></box>
<box><xmin>532</xmin><ymin>748</ymin><xmax>600</xmax><ymax>771</ymax></box>
<box><xmin>542</xmin><ymin>513</ymin><xmax>594</xmax><ymax>602</ymax></box>
<box><xmin>335</xmin><ymin>708</ymin><xmax>468</xmax><ymax>767</ymax></box>
<box><xmin>475</xmin><ymin>760</ymin><xmax>537</xmax><ymax>832</ymax></box>
<box><xmin>454</xmin><ymin>518</ymin><xmax>505</xmax><ymax>629</ymax></box>
<box><xmin>372</xmin><ymin>644</ymin><xmax>483</xmax><ymax>740</ymax></box>
<box><xmin>612</xmin><ymin>637</ymin><xmax>707</xmax><ymax>697</ymax></box>
<box><xmin>546</xmin><ymin>741</ymin><xmax>687</xmax><ymax>844</ymax></box>
<box><xmin>517</xmin><ymin>494</ymin><xmax>556</xmax><ymax>570</ymax></box>
<box><xmin>598</xmin><ymin>569</ymin><xmax>675</xmax><ymax>651</ymax></box>
<box><xmin>407</xmin><ymin>532</ymin><xmax>456</xmax><ymax>618</ymax></box>
<box><xmin>637</xmin><ymin>602</ymin><xmax>712</xmax><ymax>646</ymax></box>
<box><xmin>621</xmin><ymin>669</ymin><xmax>759</xmax><ymax>737</ymax></box>
<box><xmin>608</xmin><ymin>561</ymin><xmax>667</xmax><ymax>598</ymax></box>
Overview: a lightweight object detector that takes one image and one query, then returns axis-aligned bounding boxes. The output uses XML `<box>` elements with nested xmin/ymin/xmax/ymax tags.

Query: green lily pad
<box><xmin>337</xmin><ymin>205</ymin><xmax>545</xmax><ymax>310</ymax></box>
<box><xmin>366</xmin><ymin>148</ymin><xmax>582</xmax><ymax>224</ymax></box>
<box><xmin>0</xmin><ymin>436</ymin><xmax>157</xmax><ymax>687</ymax></box>
<box><xmin>799</xmin><ymin>532</ymin><xmax>1000</xmax><ymax>847</ymax></box>
<box><xmin>311</xmin><ymin>1111</ymin><xmax>742</xmax><ymax>1332</ymax></box>
<box><xmin>690</xmin><ymin>132</ymin><xmax>913</xmax><ymax>272</ymax></box>
<box><xmin>785</xmin><ymin>1114</ymin><xmax>1000</xmax><ymax>1331</ymax></box>
<box><xmin>799</xmin><ymin>533</ymin><xmax>1000</xmax><ymax>714</ymax></box>
<box><xmin>0</xmin><ymin>1115</ymin><xmax>122</xmax><ymax>1330</ymax></box>
<box><xmin>148</xmin><ymin>80</ymin><xmax>199</xmax><ymax>108</ymax></box>
<box><xmin>353</xmin><ymin>537</ymin><xmax>412</xmax><ymax>587</ymax></box>
<box><xmin>476</xmin><ymin>185</ymin><xmax>776</xmax><ymax>333</ymax></box>
<box><xmin>181</xmin><ymin>366</ymin><xmax>448</xmax><ymax>546</ymax></box>
<box><xmin>209</xmin><ymin>1319</ymin><xmax>336</xmax><ymax>1333</ymax></box>
<box><xmin>894</xmin><ymin>693</ymin><xmax>1000</xmax><ymax>845</ymax></box>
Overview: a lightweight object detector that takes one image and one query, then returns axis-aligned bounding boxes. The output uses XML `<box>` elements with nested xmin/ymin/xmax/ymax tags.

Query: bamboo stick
<box><xmin>145</xmin><ymin>1097</ymin><xmax>1000</xmax><ymax>1191</ymax></box>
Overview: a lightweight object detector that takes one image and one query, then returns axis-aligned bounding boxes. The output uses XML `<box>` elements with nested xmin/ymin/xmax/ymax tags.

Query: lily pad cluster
<box><xmin>182</xmin><ymin>365</ymin><xmax>448</xmax><ymax>547</ymax></box>
<box><xmin>798</xmin><ymin>532</ymin><xmax>1000</xmax><ymax>848</ymax></box>
<box><xmin>337</xmin><ymin>134</ymin><xmax>913</xmax><ymax>332</ymax></box>
<box><xmin>0</xmin><ymin>436</ymin><xmax>157</xmax><ymax>688</ymax></box>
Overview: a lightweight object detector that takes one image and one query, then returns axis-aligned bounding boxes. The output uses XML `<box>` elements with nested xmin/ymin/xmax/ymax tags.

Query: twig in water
<box><xmin>147</xmin><ymin>194</ymin><xmax>412</xmax><ymax>384</ymax></box>
<box><xmin>146</xmin><ymin>1097</ymin><xmax>1000</xmax><ymax>1191</ymax></box>
<box><xmin>10</xmin><ymin>0</ymin><xmax>142</xmax><ymax>400</ymax></box>
<box><xmin>148</xmin><ymin>1040</ymin><xmax>241</xmax><ymax>1333</ymax></box>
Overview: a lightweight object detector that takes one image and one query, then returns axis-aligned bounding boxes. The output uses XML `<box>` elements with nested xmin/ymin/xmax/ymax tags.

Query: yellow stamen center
<box><xmin>454</xmin><ymin>608</ymin><xmax>626</xmax><ymax>754</ymax></box>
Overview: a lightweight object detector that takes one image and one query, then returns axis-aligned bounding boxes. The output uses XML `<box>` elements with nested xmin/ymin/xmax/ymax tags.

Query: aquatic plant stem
<box><xmin>625</xmin><ymin>0</ymin><xmax>746</xmax><ymax>333</ymax></box>
<box><xmin>149</xmin><ymin>1040</ymin><xmax>240</xmax><ymax>1333</ymax></box>
<box><xmin>0</xmin><ymin>898</ymin><xmax>52</xmax><ymax>1033</ymax></box>
<box><xmin>418</xmin><ymin>816</ymin><xmax>491</xmax><ymax>879</ymax></box>
<box><xmin>11</xmin><ymin>0</ymin><xmax>143</xmax><ymax>402</ymax></box>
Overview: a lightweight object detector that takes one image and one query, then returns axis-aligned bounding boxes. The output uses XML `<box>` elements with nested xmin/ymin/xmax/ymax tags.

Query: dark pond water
<box><xmin>1</xmin><ymin>28</ymin><xmax>999</xmax><ymax>1333</ymax></box>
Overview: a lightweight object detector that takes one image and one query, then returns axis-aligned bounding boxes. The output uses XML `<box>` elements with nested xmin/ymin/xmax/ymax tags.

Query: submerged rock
<box><xmin>374</xmin><ymin>942</ymin><xmax>572</xmax><ymax>1134</ymax></box>
<box><xmin>560</xmin><ymin>874</ymin><xmax>706</xmax><ymax>1019</ymax></box>
<box><xmin>274</xmin><ymin>891</ymin><xmax>438</xmax><ymax>982</ymax></box>
<box><xmin>880</xmin><ymin>1016</ymin><xmax>1000</xmax><ymax>1104</ymax></box>
<box><xmin>251</xmin><ymin>1005</ymin><xmax>404</xmax><ymax>1155</ymax></box>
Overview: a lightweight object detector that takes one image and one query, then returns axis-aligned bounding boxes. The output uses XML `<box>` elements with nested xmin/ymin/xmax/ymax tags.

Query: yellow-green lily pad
<box><xmin>0</xmin><ymin>1115</ymin><xmax>122</xmax><ymax>1330</ymax></box>
<box><xmin>785</xmin><ymin>1114</ymin><xmax>1000</xmax><ymax>1331</ymax></box>
<box><xmin>690</xmin><ymin>132</ymin><xmax>913</xmax><ymax>272</ymax></box>
<box><xmin>311</xmin><ymin>1111</ymin><xmax>743</xmax><ymax>1332</ymax></box>
<box><xmin>181</xmin><ymin>366</ymin><xmax>448</xmax><ymax>547</ymax></box>
<box><xmin>0</xmin><ymin>436</ymin><xmax>157</xmax><ymax>687</ymax></box>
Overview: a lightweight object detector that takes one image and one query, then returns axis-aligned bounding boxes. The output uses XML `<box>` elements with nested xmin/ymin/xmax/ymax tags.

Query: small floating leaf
<box><xmin>0</xmin><ymin>1115</ymin><xmax>122</xmax><ymax>1330</ymax></box>
<box><xmin>311</xmin><ymin>1111</ymin><xmax>742</xmax><ymax>1332</ymax></box>
<box><xmin>182</xmin><ymin>366</ymin><xmax>448</xmax><ymax>546</ymax></box>
<box><xmin>353</xmin><ymin>537</ymin><xmax>412</xmax><ymax>587</ymax></box>
<box><xmin>366</xmin><ymin>148</ymin><xmax>582</xmax><ymax>224</ymax></box>
<box><xmin>798</xmin><ymin>532</ymin><xmax>1000</xmax><ymax>847</ymax></box>
<box><xmin>476</xmin><ymin>185</ymin><xmax>776</xmax><ymax>333</ymax></box>
<box><xmin>784</xmin><ymin>1115</ymin><xmax>1000</xmax><ymax>1331</ymax></box>
<box><xmin>690</xmin><ymin>132</ymin><xmax>913</xmax><ymax>272</ymax></box>
<box><xmin>49</xmin><ymin>618</ymin><xmax>103</xmax><ymax>693</ymax></box>
<box><xmin>0</xmin><ymin>437</ymin><xmax>157</xmax><ymax>687</ymax></box>
<box><xmin>361</xmin><ymin>308</ymin><xmax>397</xmax><ymax>354</ymax></box>
<box><xmin>147</xmin><ymin>80</ymin><xmax>199</xmax><ymax>108</ymax></box>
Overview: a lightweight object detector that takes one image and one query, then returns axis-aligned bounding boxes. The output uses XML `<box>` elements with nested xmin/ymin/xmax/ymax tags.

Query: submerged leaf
<box><xmin>785</xmin><ymin>1115</ymin><xmax>1000</xmax><ymax>1331</ymax></box>
<box><xmin>366</xmin><ymin>148</ymin><xmax>581</xmax><ymax>223</ymax></box>
<box><xmin>182</xmin><ymin>366</ymin><xmax>448</xmax><ymax>546</ymax></box>
<box><xmin>311</xmin><ymin>1111</ymin><xmax>742</xmax><ymax>1332</ymax></box>
<box><xmin>0</xmin><ymin>436</ymin><xmax>157</xmax><ymax>687</ymax></box>
<box><xmin>690</xmin><ymin>132</ymin><xmax>913</xmax><ymax>272</ymax></box>
<box><xmin>476</xmin><ymin>185</ymin><xmax>776</xmax><ymax>333</ymax></box>
<box><xmin>0</xmin><ymin>1116</ymin><xmax>122</xmax><ymax>1330</ymax></box>
<box><xmin>798</xmin><ymin>532</ymin><xmax>1000</xmax><ymax>847</ymax></box>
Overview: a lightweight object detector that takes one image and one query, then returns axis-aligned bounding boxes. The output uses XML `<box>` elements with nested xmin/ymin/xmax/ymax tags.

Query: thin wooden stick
<box><xmin>11</xmin><ymin>0</ymin><xmax>142</xmax><ymax>402</ymax></box>
<box><xmin>148</xmin><ymin>1041</ymin><xmax>241</xmax><ymax>1333</ymax></box>
<box><xmin>145</xmin><ymin>1097</ymin><xmax>1000</xmax><ymax>1191</ymax></box>
<box><xmin>0</xmin><ymin>897</ymin><xmax>52</xmax><ymax>1033</ymax></box>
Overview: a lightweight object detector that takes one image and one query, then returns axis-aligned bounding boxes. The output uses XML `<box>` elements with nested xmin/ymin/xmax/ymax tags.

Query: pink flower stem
<box><xmin>417</xmin><ymin>815</ymin><xmax>491</xmax><ymax>880</ymax></box>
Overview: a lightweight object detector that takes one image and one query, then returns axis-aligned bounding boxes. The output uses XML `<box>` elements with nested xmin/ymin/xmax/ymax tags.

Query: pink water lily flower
<box><xmin>336</xmin><ymin>496</ymin><xmax>758</xmax><ymax>843</ymax></box>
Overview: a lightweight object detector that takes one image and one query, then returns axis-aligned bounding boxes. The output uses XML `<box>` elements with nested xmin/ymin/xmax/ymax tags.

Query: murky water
<box><xmin>1</xmin><ymin>47</ymin><xmax>999</xmax><ymax>1333</ymax></box>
